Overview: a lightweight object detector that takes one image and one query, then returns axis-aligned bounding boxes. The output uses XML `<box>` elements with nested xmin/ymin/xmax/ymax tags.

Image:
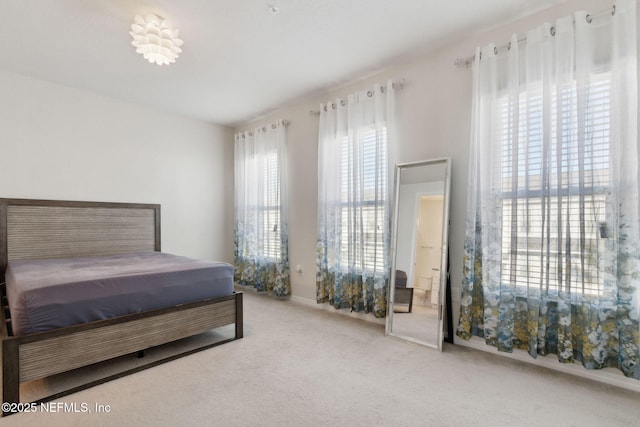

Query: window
<box><xmin>262</xmin><ymin>150</ymin><xmax>281</xmax><ymax>260</ymax></box>
<box><xmin>498</xmin><ymin>74</ymin><xmax>611</xmax><ymax>295</ymax></box>
<box><xmin>234</xmin><ymin>121</ymin><xmax>289</xmax><ymax>296</ymax></box>
<box><xmin>339</xmin><ymin>127</ymin><xmax>387</xmax><ymax>272</ymax></box>
<box><xmin>240</xmin><ymin>148</ymin><xmax>282</xmax><ymax>262</ymax></box>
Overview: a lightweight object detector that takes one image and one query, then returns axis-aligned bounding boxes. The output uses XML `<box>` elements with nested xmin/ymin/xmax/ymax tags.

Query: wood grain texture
<box><xmin>7</xmin><ymin>206</ymin><xmax>155</xmax><ymax>261</ymax></box>
<box><xmin>18</xmin><ymin>298</ymin><xmax>237</xmax><ymax>382</ymax></box>
<box><xmin>0</xmin><ymin>198</ymin><xmax>161</xmax><ymax>273</ymax></box>
<box><xmin>0</xmin><ymin>204</ymin><xmax>6</xmax><ymax>282</ymax></box>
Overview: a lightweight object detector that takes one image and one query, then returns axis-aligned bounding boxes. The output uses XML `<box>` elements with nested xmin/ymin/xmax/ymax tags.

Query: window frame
<box><xmin>239</xmin><ymin>148</ymin><xmax>283</xmax><ymax>263</ymax></box>
<box><xmin>495</xmin><ymin>73</ymin><xmax>612</xmax><ymax>296</ymax></box>
<box><xmin>338</xmin><ymin>126</ymin><xmax>388</xmax><ymax>273</ymax></box>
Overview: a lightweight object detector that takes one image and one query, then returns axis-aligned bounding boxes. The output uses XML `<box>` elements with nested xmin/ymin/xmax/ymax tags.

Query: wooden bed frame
<box><xmin>0</xmin><ymin>198</ymin><xmax>242</xmax><ymax>412</ymax></box>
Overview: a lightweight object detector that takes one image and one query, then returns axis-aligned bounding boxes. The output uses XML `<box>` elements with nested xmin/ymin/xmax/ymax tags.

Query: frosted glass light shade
<box><xmin>130</xmin><ymin>14</ymin><xmax>183</xmax><ymax>66</ymax></box>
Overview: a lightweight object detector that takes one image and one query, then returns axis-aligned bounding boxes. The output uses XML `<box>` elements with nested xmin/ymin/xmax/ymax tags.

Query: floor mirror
<box><xmin>385</xmin><ymin>158</ymin><xmax>451</xmax><ymax>350</ymax></box>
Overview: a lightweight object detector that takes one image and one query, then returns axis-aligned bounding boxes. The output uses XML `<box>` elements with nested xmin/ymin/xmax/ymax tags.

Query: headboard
<box><xmin>0</xmin><ymin>198</ymin><xmax>161</xmax><ymax>278</ymax></box>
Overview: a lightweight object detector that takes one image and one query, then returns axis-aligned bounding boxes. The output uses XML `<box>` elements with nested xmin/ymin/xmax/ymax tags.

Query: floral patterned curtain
<box><xmin>316</xmin><ymin>81</ymin><xmax>395</xmax><ymax>318</ymax></box>
<box><xmin>234</xmin><ymin>120</ymin><xmax>290</xmax><ymax>297</ymax></box>
<box><xmin>457</xmin><ymin>0</ymin><xmax>640</xmax><ymax>379</ymax></box>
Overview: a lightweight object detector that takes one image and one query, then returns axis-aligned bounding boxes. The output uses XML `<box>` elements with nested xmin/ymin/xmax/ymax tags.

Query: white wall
<box><xmin>0</xmin><ymin>69</ymin><xmax>234</xmax><ymax>263</ymax></box>
<box><xmin>234</xmin><ymin>0</ymin><xmax>618</xmax><ymax>316</ymax></box>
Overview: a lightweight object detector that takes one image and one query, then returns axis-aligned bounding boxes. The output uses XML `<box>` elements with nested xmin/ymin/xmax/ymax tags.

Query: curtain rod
<box><xmin>308</xmin><ymin>78</ymin><xmax>406</xmax><ymax>117</ymax></box>
<box><xmin>237</xmin><ymin>119</ymin><xmax>288</xmax><ymax>138</ymax></box>
<box><xmin>454</xmin><ymin>4</ymin><xmax>616</xmax><ymax>69</ymax></box>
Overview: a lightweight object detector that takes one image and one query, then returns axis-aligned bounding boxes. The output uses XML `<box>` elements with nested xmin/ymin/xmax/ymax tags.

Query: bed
<box><xmin>0</xmin><ymin>198</ymin><xmax>243</xmax><ymax>412</ymax></box>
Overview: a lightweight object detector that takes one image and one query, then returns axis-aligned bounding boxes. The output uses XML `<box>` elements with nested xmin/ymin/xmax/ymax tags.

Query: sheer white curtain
<box><xmin>316</xmin><ymin>81</ymin><xmax>395</xmax><ymax>318</ymax></box>
<box><xmin>457</xmin><ymin>0</ymin><xmax>640</xmax><ymax>379</ymax></box>
<box><xmin>234</xmin><ymin>120</ymin><xmax>290</xmax><ymax>296</ymax></box>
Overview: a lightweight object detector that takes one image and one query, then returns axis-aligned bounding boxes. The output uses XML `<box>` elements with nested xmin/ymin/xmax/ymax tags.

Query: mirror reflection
<box><xmin>386</xmin><ymin>158</ymin><xmax>450</xmax><ymax>349</ymax></box>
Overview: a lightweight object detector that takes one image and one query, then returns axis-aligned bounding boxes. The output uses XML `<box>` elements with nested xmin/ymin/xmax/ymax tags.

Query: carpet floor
<box><xmin>2</xmin><ymin>289</ymin><xmax>639</xmax><ymax>426</ymax></box>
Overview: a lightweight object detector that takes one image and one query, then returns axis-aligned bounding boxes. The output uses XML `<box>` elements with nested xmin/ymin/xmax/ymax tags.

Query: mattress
<box><xmin>4</xmin><ymin>252</ymin><xmax>234</xmax><ymax>336</ymax></box>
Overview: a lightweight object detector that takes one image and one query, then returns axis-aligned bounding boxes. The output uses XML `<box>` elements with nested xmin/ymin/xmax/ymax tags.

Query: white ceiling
<box><xmin>0</xmin><ymin>0</ymin><xmax>569</xmax><ymax>127</ymax></box>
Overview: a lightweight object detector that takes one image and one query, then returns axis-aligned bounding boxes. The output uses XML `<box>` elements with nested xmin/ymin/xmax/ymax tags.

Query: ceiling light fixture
<box><xmin>130</xmin><ymin>14</ymin><xmax>183</xmax><ymax>66</ymax></box>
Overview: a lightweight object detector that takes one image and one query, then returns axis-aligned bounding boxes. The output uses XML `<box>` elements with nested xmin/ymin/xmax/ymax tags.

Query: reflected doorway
<box><xmin>386</xmin><ymin>158</ymin><xmax>451</xmax><ymax>350</ymax></box>
<box><xmin>412</xmin><ymin>195</ymin><xmax>443</xmax><ymax>308</ymax></box>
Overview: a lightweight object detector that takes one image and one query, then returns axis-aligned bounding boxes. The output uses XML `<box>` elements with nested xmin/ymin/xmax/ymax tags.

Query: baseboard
<box><xmin>455</xmin><ymin>336</ymin><xmax>640</xmax><ymax>393</ymax></box>
<box><xmin>290</xmin><ymin>295</ymin><xmax>386</xmax><ymax>326</ymax></box>
<box><xmin>289</xmin><ymin>295</ymin><xmax>316</xmax><ymax>308</ymax></box>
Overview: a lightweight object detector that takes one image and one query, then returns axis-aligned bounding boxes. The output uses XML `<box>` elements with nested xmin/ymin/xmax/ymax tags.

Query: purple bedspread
<box><xmin>5</xmin><ymin>252</ymin><xmax>234</xmax><ymax>336</ymax></box>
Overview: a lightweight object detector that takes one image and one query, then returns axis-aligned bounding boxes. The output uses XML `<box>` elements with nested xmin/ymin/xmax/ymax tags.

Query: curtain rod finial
<box><xmin>393</xmin><ymin>78</ymin><xmax>407</xmax><ymax>90</ymax></box>
<box><xmin>455</xmin><ymin>57</ymin><xmax>473</xmax><ymax>69</ymax></box>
